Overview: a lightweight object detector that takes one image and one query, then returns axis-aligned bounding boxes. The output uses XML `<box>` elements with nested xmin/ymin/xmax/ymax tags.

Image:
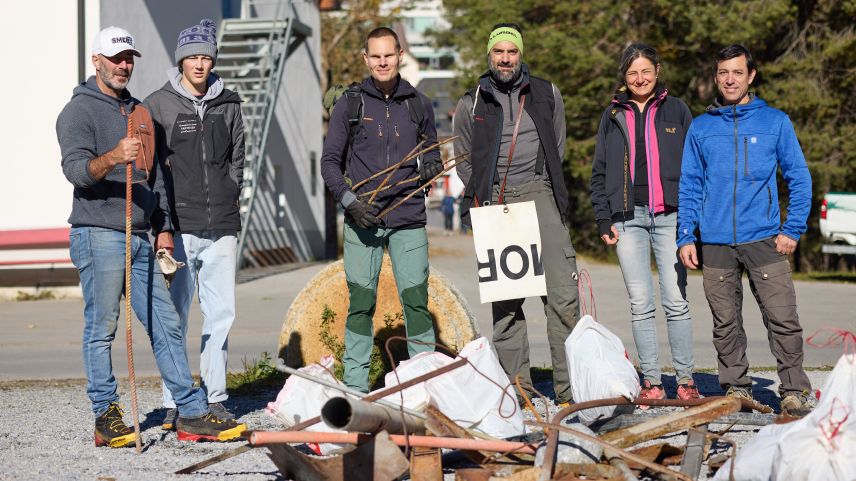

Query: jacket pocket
<box><xmin>766</xmin><ymin>184</ymin><xmax>772</xmax><ymax>219</ymax></box>
<box><xmin>743</xmin><ymin>136</ymin><xmax>749</xmax><ymax>178</ymax></box>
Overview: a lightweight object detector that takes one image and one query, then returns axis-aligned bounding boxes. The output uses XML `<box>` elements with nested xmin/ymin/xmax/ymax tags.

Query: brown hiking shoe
<box><xmin>781</xmin><ymin>390</ymin><xmax>817</xmax><ymax>417</ymax></box>
<box><xmin>94</xmin><ymin>403</ymin><xmax>137</xmax><ymax>448</ymax></box>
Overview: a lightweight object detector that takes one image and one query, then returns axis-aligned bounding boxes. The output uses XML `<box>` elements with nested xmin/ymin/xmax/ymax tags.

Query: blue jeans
<box><xmin>70</xmin><ymin>227</ymin><xmax>208</xmax><ymax>418</ymax></box>
<box><xmin>614</xmin><ymin>206</ymin><xmax>694</xmax><ymax>384</ymax></box>
<box><xmin>162</xmin><ymin>232</ymin><xmax>237</xmax><ymax>407</ymax></box>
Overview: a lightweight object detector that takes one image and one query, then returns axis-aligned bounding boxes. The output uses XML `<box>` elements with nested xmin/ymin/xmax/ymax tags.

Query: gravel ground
<box><xmin>0</xmin><ymin>370</ymin><xmax>830</xmax><ymax>481</ymax></box>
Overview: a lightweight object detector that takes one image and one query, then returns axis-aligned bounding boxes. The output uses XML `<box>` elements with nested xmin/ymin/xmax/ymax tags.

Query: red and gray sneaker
<box><xmin>637</xmin><ymin>380</ymin><xmax>666</xmax><ymax>409</ymax></box>
<box><xmin>176</xmin><ymin>412</ymin><xmax>247</xmax><ymax>442</ymax></box>
<box><xmin>677</xmin><ymin>380</ymin><xmax>702</xmax><ymax>400</ymax></box>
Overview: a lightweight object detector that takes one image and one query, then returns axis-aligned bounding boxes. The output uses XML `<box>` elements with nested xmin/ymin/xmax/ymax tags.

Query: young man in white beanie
<box><xmin>58</xmin><ymin>26</ymin><xmax>246</xmax><ymax>447</ymax></box>
<box><xmin>144</xmin><ymin>19</ymin><xmax>246</xmax><ymax>429</ymax></box>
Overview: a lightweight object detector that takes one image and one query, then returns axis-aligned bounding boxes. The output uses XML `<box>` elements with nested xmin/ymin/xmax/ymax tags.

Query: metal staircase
<box><xmin>217</xmin><ymin>0</ymin><xmax>311</xmax><ymax>267</ymax></box>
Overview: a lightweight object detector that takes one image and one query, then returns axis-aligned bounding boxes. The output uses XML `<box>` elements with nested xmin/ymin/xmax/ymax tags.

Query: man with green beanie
<box><xmin>144</xmin><ymin>18</ymin><xmax>246</xmax><ymax>428</ymax></box>
<box><xmin>452</xmin><ymin>23</ymin><xmax>580</xmax><ymax>406</ymax></box>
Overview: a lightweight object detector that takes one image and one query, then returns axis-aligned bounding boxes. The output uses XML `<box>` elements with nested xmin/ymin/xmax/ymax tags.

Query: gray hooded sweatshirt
<box><xmin>56</xmin><ymin>76</ymin><xmax>172</xmax><ymax>233</ymax></box>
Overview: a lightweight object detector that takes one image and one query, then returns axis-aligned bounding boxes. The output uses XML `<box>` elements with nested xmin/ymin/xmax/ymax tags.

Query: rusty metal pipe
<box><xmin>278</xmin><ymin>363</ymin><xmax>426</xmax><ymax>419</ymax></box>
<box><xmin>321</xmin><ymin>396</ymin><xmax>426</xmax><ymax>434</ymax></box>
<box><xmin>246</xmin><ymin>430</ymin><xmax>538</xmax><ymax>454</ymax></box>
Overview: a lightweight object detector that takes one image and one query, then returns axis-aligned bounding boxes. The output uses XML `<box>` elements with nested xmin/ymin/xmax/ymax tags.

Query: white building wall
<box><xmin>0</xmin><ymin>0</ymin><xmax>96</xmax><ymax>231</ymax></box>
<box><xmin>0</xmin><ymin>0</ymin><xmax>324</xmax><ymax>266</ymax></box>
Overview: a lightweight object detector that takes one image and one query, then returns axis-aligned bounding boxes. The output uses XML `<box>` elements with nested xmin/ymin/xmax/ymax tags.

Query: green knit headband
<box><xmin>486</xmin><ymin>27</ymin><xmax>523</xmax><ymax>55</ymax></box>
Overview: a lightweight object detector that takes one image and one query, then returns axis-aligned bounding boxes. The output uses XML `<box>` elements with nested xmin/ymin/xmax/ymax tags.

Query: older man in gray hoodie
<box><xmin>144</xmin><ymin>19</ymin><xmax>245</xmax><ymax>429</ymax></box>
<box><xmin>57</xmin><ymin>26</ymin><xmax>246</xmax><ymax>447</ymax></box>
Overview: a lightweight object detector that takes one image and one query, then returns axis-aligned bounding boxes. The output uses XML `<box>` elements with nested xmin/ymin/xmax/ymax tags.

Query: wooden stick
<box><xmin>600</xmin><ymin>397</ymin><xmax>741</xmax><ymax>448</ymax></box>
<box><xmin>367</xmin><ymin>140</ymin><xmax>425</xmax><ymax>204</ymax></box>
<box><xmin>351</xmin><ymin>136</ymin><xmax>458</xmax><ymax>191</ymax></box>
<box><xmin>358</xmin><ymin>152</ymin><xmax>470</xmax><ymax>198</ymax></box>
<box><xmin>376</xmin><ymin>154</ymin><xmax>471</xmax><ymax>217</ymax></box>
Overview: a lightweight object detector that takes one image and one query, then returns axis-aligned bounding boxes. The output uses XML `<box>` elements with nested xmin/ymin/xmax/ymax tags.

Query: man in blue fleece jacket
<box><xmin>677</xmin><ymin>45</ymin><xmax>814</xmax><ymax>415</ymax></box>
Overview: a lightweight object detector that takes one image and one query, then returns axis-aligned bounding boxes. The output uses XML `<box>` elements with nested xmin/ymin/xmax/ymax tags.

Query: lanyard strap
<box><xmin>497</xmin><ymin>94</ymin><xmax>526</xmax><ymax>205</ymax></box>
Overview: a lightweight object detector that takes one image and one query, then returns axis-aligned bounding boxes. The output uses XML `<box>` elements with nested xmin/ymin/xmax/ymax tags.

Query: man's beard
<box><xmin>98</xmin><ymin>67</ymin><xmax>130</xmax><ymax>91</ymax></box>
<box><xmin>489</xmin><ymin>58</ymin><xmax>521</xmax><ymax>84</ymax></box>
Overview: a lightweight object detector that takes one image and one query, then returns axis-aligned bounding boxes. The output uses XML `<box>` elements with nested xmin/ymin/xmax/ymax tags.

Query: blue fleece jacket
<box><xmin>677</xmin><ymin>97</ymin><xmax>811</xmax><ymax>247</ymax></box>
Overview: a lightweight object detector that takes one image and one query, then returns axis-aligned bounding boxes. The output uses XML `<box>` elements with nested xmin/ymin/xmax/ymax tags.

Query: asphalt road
<box><xmin>1</xmin><ymin>220</ymin><xmax>852</xmax><ymax>383</ymax></box>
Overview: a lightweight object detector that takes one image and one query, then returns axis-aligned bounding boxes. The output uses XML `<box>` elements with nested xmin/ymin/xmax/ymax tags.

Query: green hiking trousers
<box><xmin>342</xmin><ymin>222</ymin><xmax>436</xmax><ymax>392</ymax></box>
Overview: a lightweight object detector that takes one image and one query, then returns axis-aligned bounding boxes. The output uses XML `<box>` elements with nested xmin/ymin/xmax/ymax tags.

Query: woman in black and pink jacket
<box><xmin>589</xmin><ymin>43</ymin><xmax>699</xmax><ymax>401</ymax></box>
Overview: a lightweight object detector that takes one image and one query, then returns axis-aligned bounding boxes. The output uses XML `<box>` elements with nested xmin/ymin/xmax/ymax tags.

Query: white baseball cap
<box><xmin>92</xmin><ymin>26</ymin><xmax>141</xmax><ymax>57</ymax></box>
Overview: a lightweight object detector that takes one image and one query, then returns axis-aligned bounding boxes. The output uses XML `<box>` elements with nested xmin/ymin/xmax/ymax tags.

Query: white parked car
<box><xmin>819</xmin><ymin>192</ymin><xmax>856</xmax><ymax>245</ymax></box>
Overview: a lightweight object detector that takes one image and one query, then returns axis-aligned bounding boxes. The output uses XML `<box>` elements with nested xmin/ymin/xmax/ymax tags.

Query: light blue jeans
<box><xmin>614</xmin><ymin>206</ymin><xmax>694</xmax><ymax>384</ymax></box>
<box><xmin>70</xmin><ymin>227</ymin><xmax>208</xmax><ymax>418</ymax></box>
<box><xmin>162</xmin><ymin>232</ymin><xmax>237</xmax><ymax>408</ymax></box>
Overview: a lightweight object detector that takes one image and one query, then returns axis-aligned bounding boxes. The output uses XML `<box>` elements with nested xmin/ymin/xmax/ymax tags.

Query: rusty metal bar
<box><xmin>247</xmin><ymin>431</ymin><xmax>538</xmax><ymax>454</ymax></box>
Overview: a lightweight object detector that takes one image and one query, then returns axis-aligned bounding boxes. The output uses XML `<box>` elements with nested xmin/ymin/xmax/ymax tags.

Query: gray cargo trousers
<box><xmin>701</xmin><ymin>237</ymin><xmax>811</xmax><ymax>395</ymax></box>
<box><xmin>489</xmin><ymin>180</ymin><xmax>580</xmax><ymax>404</ymax></box>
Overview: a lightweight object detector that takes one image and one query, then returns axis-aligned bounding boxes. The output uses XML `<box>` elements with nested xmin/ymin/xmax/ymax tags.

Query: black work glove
<box><xmin>346</xmin><ymin>198</ymin><xmax>381</xmax><ymax>229</ymax></box>
<box><xmin>419</xmin><ymin>157</ymin><xmax>444</xmax><ymax>186</ymax></box>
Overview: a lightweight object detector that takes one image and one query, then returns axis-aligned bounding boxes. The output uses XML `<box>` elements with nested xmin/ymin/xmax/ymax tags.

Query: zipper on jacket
<box><xmin>509</xmin><ymin>92</ymin><xmax>516</xmax><ymax>123</ymax></box>
<box><xmin>732</xmin><ymin>105</ymin><xmax>738</xmax><ymax>245</ymax></box>
<box><xmin>743</xmin><ymin>136</ymin><xmax>749</xmax><ymax>178</ymax></box>
<box><xmin>385</xmin><ymin>104</ymin><xmax>391</xmax><ymax>169</ymax></box>
<box><xmin>201</xmin><ymin>119</ymin><xmax>212</xmax><ymax>229</ymax></box>
<box><xmin>611</xmin><ymin>115</ymin><xmax>632</xmax><ymax>213</ymax></box>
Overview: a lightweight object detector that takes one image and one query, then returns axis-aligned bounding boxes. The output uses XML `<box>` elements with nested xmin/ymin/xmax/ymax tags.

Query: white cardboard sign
<box><xmin>470</xmin><ymin>201</ymin><xmax>547</xmax><ymax>303</ymax></box>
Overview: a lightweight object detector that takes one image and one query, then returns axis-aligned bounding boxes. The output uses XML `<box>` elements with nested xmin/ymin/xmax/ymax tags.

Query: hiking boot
<box><xmin>208</xmin><ymin>402</ymin><xmax>235</xmax><ymax>421</ymax></box>
<box><xmin>161</xmin><ymin>408</ymin><xmax>178</xmax><ymax>431</ymax></box>
<box><xmin>725</xmin><ymin>385</ymin><xmax>753</xmax><ymax>401</ymax></box>
<box><xmin>677</xmin><ymin>380</ymin><xmax>702</xmax><ymax>400</ymax></box>
<box><xmin>176</xmin><ymin>412</ymin><xmax>247</xmax><ymax>442</ymax></box>
<box><xmin>94</xmin><ymin>403</ymin><xmax>137</xmax><ymax>448</ymax></box>
<box><xmin>725</xmin><ymin>384</ymin><xmax>754</xmax><ymax>411</ymax></box>
<box><xmin>780</xmin><ymin>390</ymin><xmax>817</xmax><ymax>417</ymax></box>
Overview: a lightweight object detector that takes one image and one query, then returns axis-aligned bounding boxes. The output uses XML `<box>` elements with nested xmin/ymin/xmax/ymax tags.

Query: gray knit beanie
<box><xmin>175</xmin><ymin>19</ymin><xmax>218</xmax><ymax>65</ymax></box>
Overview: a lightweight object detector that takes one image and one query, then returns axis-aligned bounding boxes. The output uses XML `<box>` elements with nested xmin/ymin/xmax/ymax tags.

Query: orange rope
<box><xmin>124</xmin><ymin>108</ymin><xmax>141</xmax><ymax>453</ymax></box>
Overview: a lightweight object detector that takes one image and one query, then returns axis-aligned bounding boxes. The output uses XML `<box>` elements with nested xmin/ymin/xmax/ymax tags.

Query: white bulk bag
<box><xmin>424</xmin><ymin>337</ymin><xmax>525</xmax><ymax>438</ymax></box>
<box><xmin>265</xmin><ymin>356</ymin><xmax>347</xmax><ymax>454</ymax></box>
<box><xmin>565</xmin><ymin>315</ymin><xmax>641</xmax><ymax>424</ymax></box>
<box><xmin>772</xmin><ymin>352</ymin><xmax>856</xmax><ymax>481</ymax></box>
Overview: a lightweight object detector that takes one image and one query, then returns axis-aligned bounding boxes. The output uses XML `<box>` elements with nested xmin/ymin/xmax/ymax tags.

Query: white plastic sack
<box><xmin>265</xmin><ymin>356</ymin><xmax>347</xmax><ymax>455</ymax></box>
<box><xmin>424</xmin><ymin>337</ymin><xmax>525</xmax><ymax>438</ymax></box>
<box><xmin>712</xmin><ymin>422</ymin><xmax>793</xmax><ymax>481</ymax></box>
<box><xmin>377</xmin><ymin>351</ymin><xmax>455</xmax><ymax>410</ymax></box>
<box><xmin>565</xmin><ymin>315</ymin><xmax>640</xmax><ymax>425</ymax></box>
<box><xmin>772</xmin><ymin>352</ymin><xmax>856</xmax><ymax>481</ymax></box>
<box><xmin>715</xmin><ymin>352</ymin><xmax>856</xmax><ymax>481</ymax></box>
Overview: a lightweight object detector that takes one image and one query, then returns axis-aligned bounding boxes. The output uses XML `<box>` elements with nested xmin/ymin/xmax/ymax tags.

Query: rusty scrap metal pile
<box><xmin>174</xmin><ymin>353</ymin><xmax>793</xmax><ymax>481</ymax></box>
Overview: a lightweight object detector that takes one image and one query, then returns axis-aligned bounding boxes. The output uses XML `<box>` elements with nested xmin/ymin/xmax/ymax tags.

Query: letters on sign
<box><xmin>470</xmin><ymin>201</ymin><xmax>547</xmax><ymax>303</ymax></box>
